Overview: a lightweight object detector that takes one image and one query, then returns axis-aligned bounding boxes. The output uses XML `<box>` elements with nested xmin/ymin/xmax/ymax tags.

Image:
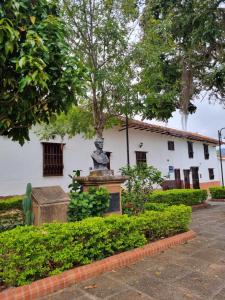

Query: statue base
<box><xmin>89</xmin><ymin>169</ymin><xmax>114</xmax><ymax>177</ymax></box>
<box><xmin>76</xmin><ymin>171</ymin><xmax>128</xmax><ymax>215</ymax></box>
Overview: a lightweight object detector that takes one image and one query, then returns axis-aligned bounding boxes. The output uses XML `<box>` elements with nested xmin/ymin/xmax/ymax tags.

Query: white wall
<box><xmin>217</xmin><ymin>158</ymin><xmax>225</xmax><ymax>185</ymax></box>
<box><xmin>0</xmin><ymin>126</ymin><xmax>220</xmax><ymax>196</ymax></box>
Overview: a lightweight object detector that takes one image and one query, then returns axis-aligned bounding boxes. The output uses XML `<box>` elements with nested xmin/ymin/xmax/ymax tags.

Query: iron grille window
<box><xmin>42</xmin><ymin>143</ymin><xmax>64</xmax><ymax>176</ymax></box>
<box><xmin>208</xmin><ymin>168</ymin><xmax>214</xmax><ymax>180</ymax></box>
<box><xmin>136</xmin><ymin>151</ymin><xmax>147</xmax><ymax>166</ymax></box>
<box><xmin>187</xmin><ymin>141</ymin><xmax>194</xmax><ymax>158</ymax></box>
<box><xmin>168</xmin><ymin>141</ymin><xmax>175</xmax><ymax>151</ymax></box>
<box><xmin>203</xmin><ymin>144</ymin><xmax>209</xmax><ymax>160</ymax></box>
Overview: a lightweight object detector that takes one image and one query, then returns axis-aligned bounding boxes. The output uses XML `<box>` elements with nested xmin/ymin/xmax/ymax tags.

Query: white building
<box><xmin>218</xmin><ymin>153</ymin><xmax>225</xmax><ymax>186</ymax></box>
<box><xmin>0</xmin><ymin>119</ymin><xmax>221</xmax><ymax>196</ymax></box>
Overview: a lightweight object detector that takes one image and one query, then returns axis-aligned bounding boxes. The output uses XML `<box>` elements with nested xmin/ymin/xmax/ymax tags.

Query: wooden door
<box><xmin>183</xmin><ymin>169</ymin><xmax>190</xmax><ymax>189</ymax></box>
<box><xmin>191</xmin><ymin>167</ymin><xmax>200</xmax><ymax>189</ymax></box>
<box><xmin>174</xmin><ymin>169</ymin><xmax>182</xmax><ymax>189</ymax></box>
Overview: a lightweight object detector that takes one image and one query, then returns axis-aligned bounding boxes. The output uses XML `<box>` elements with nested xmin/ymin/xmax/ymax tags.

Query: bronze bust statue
<box><xmin>91</xmin><ymin>138</ymin><xmax>109</xmax><ymax>170</ymax></box>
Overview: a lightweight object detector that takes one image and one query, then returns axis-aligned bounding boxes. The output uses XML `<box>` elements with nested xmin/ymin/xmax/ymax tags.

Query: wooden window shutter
<box><xmin>203</xmin><ymin>144</ymin><xmax>209</xmax><ymax>160</ymax></box>
<box><xmin>136</xmin><ymin>151</ymin><xmax>147</xmax><ymax>166</ymax></box>
<box><xmin>187</xmin><ymin>141</ymin><xmax>194</xmax><ymax>158</ymax></box>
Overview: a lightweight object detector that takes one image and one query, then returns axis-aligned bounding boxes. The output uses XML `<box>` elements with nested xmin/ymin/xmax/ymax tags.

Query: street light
<box><xmin>218</xmin><ymin>127</ymin><xmax>225</xmax><ymax>188</ymax></box>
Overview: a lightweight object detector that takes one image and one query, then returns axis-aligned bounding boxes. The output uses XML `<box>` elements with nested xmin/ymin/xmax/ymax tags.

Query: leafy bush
<box><xmin>0</xmin><ymin>205</ymin><xmax>191</xmax><ymax>287</ymax></box>
<box><xmin>121</xmin><ymin>164</ymin><xmax>163</xmax><ymax>215</ymax></box>
<box><xmin>144</xmin><ymin>202</ymin><xmax>169</xmax><ymax>211</ymax></box>
<box><xmin>68</xmin><ymin>170</ymin><xmax>82</xmax><ymax>193</ymax></box>
<box><xmin>148</xmin><ymin>189</ymin><xmax>207</xmax><ymax>206</ymax></box>
<box><xmin>68</xmin><ymin>187</ymin><xmax>110</xmax><ymax>221</ymax></box>
<box><xmin>0</xmin><ymin>196</ymin><xmax>23</xmax><ymax>212</ymax></box>
<box><xmin>209</xmin><ymin>187</ymin><xmax>225</xmax><ymax>199</ymax></box>
<box><xmin>0</xmin><ymin>210</ymin><xmax>24</xmax><ymax>233</ymax></box>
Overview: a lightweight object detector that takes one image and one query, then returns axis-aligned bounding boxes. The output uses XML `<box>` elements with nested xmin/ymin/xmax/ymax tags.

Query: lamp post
<box><xmin>218</xmin><ymin>127</ymin><xmax>225</xmax><ymax>188</ymax></box>
<box><xmin>125</xmin><ymin>114</ymin><xmax>130</xmax><ymax>167</ymax></box>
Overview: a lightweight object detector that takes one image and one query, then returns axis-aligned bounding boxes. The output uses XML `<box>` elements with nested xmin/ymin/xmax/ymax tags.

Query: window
<box><xmin>136</xmin><ymin>151</ymin><xmax>147</xmax><ymax>166</ymax></box>
<box><xmin>42</xmin><ymin>143</ymin><xmax>64</xmax><ymax>176</ymax></box>
<box><xmin>168</xmin><ymin>141</ymin><xmax>175</xmax><ymax>151</ymax></box>
<box><xmin>105</xmin><ymin>152</ymin><xmax>111</xmax><ymax>170</ymax></box>
<box><xmin>208</xmin><ymin>168</ymin><xmax>214</xmax><ymax>180</ymax></box>
<box><xmin>203</xmin><ymin>144</ymin><xmax>209</xmax><ymax>160</ymax></box>
<box><xmin>187</xmin><ymin>141</ymin><xmax>194</xmax><ymax>158</ymax></box>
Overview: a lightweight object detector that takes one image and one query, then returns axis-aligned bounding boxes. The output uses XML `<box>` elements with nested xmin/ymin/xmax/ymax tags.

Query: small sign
<box><xmin>168</xmin><ymin>166</ymin><xmax>174</xmax><ymax>173</ymax></box>
<box><xmin>107</xmin><ymin>193</ymin><xmax>120</xmax><ymax>212</ymax></box>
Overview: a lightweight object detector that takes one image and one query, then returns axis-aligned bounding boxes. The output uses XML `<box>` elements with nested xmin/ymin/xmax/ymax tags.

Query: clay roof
<box><xmin>119</xmin><ymin>118</ymin><xmax>219</xmax><ymax>145</ymax></box>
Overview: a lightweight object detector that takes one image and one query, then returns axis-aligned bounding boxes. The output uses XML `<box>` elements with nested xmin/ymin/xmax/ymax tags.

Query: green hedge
<box><xmin>0</xmin><ymin>210</ymin><xmax>24</xmax><ymax>232</ymax></box>
<box><xmin>144</xmin><ymin>202</ymin><xmax>169</xmax><ymax>211</ymax></box>
<box><xmin>0</xmin><ymin>205</ymin><xmax>191</xmax><ymax>287</ymax></box>
<box><xmin>0</xmin><ymin>196</ymin><xmax>23</xmax><ymax>212</ymax></box>
<box><xmin>148</xmin><ymin>189</ymin><xmax>207</xmax><ymax>206</ymax></box>
<box><xmin>209</xmin><ymin>187</ymin><xmax>225</xmax><ymax>199</ymax></box>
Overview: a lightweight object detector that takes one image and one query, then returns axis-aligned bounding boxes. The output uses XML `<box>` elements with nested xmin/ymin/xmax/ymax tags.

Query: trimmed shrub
<box><xmin>144</xmin><ymin>202</ymin><xmax>169</xmax><ymax>211</ymax></box>
<box><xmin>0</xmin><ymin>205</ymin><xmax>191</xmax><ymax>287</ymax></box>
<box><xmin>209</xmin><ymin>187</ymin><xmax>225</xmax><ymax>199</ymax></box>
<box><xmin>0</xmin><ymin>210</ymin><xmax>24</xmax><ymax>232</ymax></box>
<box><xmin>0</xmin><ymin>196</ymin><xmax>23</xmax><ymax>212</ymax></box>
<box><xmin>148</xmin><ymin>189</ymin><xmax>207</xmax><ymax>206</ymax></box>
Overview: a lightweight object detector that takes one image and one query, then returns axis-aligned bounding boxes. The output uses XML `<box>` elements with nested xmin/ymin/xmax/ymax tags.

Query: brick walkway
<box><xmin>41</xmin><ymin>203</ymin><xmax>225</xmax><ymax>300</ymax></box>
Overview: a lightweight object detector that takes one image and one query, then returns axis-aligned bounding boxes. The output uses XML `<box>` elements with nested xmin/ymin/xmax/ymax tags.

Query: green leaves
<box><xmin>0</xmin><ymin>205</ymin><xmax>191</xmax><ymax>286</ymax></box>
<box><xmin>67</xmin><ymin>187</ymin><xmax>110</xmax><ymax>221</ymax></box>
<box><xmin>121</xmin><ymin>164</ymin><xmax>163</xmax><ymax>215</ymax></box>
<box><xmin>0</xmin><ymin>0</ymin><xmax>86</xmax><ymax>144</ymax></box>
<box><xmin>209</xmin><ymin>187</ymin><xmax>225</xmax><ymax>199</ymax></box>
<box><xmin>148</xmin><ymin>189</ymin><xmax>208</xmax><ymax>206</ymax></box>
<box><xmin>141</xmin><ymin>0</ymin><xmax>225</xmax><ymax>115</ymax></box>
<box><xmin>0</xmin><ymin>196</ymin><xmax>23</xmax><ymax>212</ymax></box>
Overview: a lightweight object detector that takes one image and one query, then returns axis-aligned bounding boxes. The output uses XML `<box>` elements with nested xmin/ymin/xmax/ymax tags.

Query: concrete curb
<box><xmin>192</xmin><ymin>202</ymin><xmax>210</xmax><ymax>210</ymax></box>
<box><xmin>209</xmin><ymin>198</ymin><xmax>225</xmax><ymax>202</ymax></box>
<box><xmin>0</xmin><ymin>230</ymin><xmax>196</xmax><ymax>300</ymax></box>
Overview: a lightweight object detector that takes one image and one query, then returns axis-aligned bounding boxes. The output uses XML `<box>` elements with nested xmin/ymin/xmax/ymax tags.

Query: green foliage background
<box><xmin>0</xmin><ymin>0</ymin><xmax>85</xmax><ymax>144</ymax></box>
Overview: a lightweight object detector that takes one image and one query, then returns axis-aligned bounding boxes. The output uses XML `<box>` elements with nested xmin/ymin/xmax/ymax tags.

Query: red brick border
<box><xmin>210</xmin><ymin>198</ymin><xmax>225</xmax><ymax>202</ymax></box>
<box><xmin>192</xmin><ymin>202</ymin><xmax>209</xmax><ymax>210</ymax></box>
<box><xmin>0</xmin><ymin>230</ymin><xmax>196</xmax><ymax>300</ymax></box>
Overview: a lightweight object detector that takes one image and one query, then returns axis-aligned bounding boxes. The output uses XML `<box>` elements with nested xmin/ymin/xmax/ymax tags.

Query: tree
<box><xmin>141</xmin><ymin>0</ymin><xmax>225</xmax><ymax>127</ymax></box>
<box><xmin>0</xmin><ymin>0</ymin><xmax>85</xmax><ymax>144</ymax></box>
<box><xmin>135</xmin><ymin>17</ymin><xmax>180</xmax><ymax>121</ymax></box>
<box><xmin>61</xmin><ymin>0</ymin><xmax>140</xmax><ymax>138</ymax></box>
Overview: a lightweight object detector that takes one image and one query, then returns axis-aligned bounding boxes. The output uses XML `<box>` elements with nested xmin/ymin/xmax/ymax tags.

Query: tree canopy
<box><xmin>61</xmin><ymin>0</ymin><xmax>141</xmax><ymax>138</ymax></box>
<box><xmin>38</xmin><ymin>0</ymin><xmax>178</xmax><ymax>140</ymax></box>
<box><xmin>141</xmin><ymin>0</ymin><xmax>225</xmax><ymax>127</ymax></box>
<box><xmin>0</xmin><ymin>0</ymin><xmax>85</xmax><ymax>144</ymax></box>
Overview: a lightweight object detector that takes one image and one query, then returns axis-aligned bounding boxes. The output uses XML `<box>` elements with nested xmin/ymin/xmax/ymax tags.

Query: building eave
<box><xmin>118</xmin><ymin>118</ymin><xmax>220</xmax><ymax>145</ymax></box>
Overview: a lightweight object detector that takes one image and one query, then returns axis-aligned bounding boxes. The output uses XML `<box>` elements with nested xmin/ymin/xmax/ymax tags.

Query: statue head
<box><xmin>94</xmin><ymin>137</ymin><xmax>104</xmax><ymax>150</ymax></box>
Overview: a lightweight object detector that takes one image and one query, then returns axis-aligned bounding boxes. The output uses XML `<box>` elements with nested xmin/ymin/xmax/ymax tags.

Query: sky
<box><xmin>149</xmin><ymin>99</ymin><xmax>225</xmax><ymax>140</ymax></box>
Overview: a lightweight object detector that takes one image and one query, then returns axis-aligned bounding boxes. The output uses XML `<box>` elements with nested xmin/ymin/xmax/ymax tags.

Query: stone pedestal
<box><xmin>32</xmin><ymin>186</ymin><xmax>69</xmax><ymax>226</ymax></box>
<box><xmin>76</xmin><ymin>171</ymin><xmax>128</xmax><ymax>215</ymax></box>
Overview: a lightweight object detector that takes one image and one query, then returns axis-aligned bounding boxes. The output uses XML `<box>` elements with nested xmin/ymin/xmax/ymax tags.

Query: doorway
<box><xmin>191</xmin><ymin>167</ymin><xmax>200</xmax><ymax>189</ymax></box>
<box><xmin>183</xmin><ymin>169</ymin><xmax>190</xmax><ymax>189</ymax></box>
<box><xmin>174</xmin><ymin>169</ymin><xmax>182</xmax><ymax>189</ymax></box>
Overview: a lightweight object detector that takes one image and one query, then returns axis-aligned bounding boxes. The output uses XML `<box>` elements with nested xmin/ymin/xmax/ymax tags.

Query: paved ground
<box><xmin>41</xmin><ymin>203</ymin><xmax>225</xmax><ymax>300</ymax></box>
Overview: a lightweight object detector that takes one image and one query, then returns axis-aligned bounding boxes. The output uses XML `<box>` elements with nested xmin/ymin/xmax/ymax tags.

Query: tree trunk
<box><xmin>92</xmin><ymin>84</ymin><xmax>104</xmax><ymax>139</ymax></box>
<box><xmin>179</xmin><ymin>58</ymin><xmax>194</xmax><ymax>115</ymax></box>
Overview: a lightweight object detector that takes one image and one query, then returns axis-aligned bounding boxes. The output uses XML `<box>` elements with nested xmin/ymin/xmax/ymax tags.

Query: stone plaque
<box><xmin>107</xmin><ymin>192</ymin><xmax>120</xmax><ymax>212</ymax></box>
<box><xmin>32</xmin><ymin>186</ymin><xmax>69</xmax><ymax>226</ymax></box>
